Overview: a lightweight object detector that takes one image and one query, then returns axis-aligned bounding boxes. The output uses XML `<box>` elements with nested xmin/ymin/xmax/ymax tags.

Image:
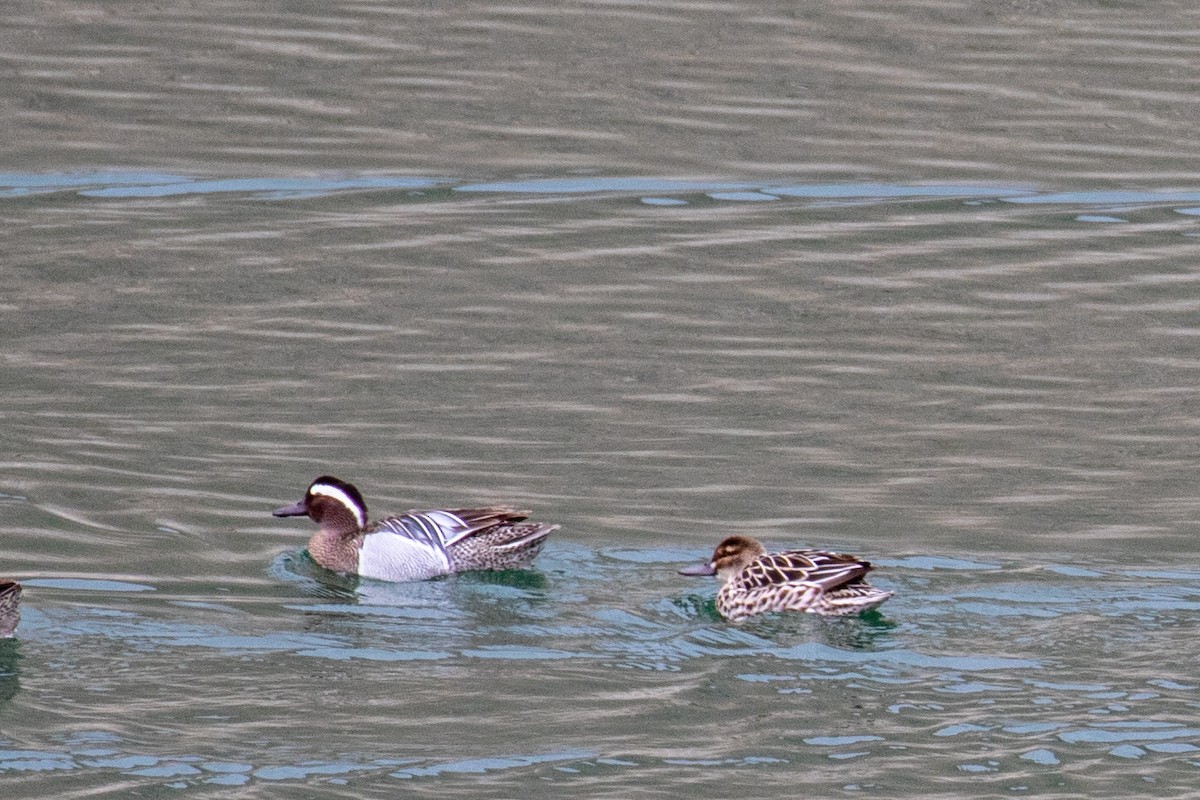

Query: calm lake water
<box><xmin>4</xmin><ymin>1</ymin><xmax>1200</xmax><ymax>797</ymax></box>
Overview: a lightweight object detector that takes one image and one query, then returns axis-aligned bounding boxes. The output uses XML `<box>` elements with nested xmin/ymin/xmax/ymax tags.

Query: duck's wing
<box><xmin>737</xmin><ymin>549</ymin><xmax>872</xmax><ymax>593</ymax></box>
<box><xmin>371</xmin><ymin>506</ymin><xmax>530</xmax><ymax>550</ymax></box>
<box><xmin>443</xmin><ymin>507</ymin><xmax>530</xmax><ymax>531</ymax></box>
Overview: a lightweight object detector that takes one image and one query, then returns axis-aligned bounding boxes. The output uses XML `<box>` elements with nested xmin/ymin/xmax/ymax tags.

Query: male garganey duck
<box><xmin>273</xmin><ymin>476</ymin><xmax>559</xmax><ymax>582</ymax></box>
<box><xmin>0</xmin><ymin>581</ymin><xmax>20</xmax><ymax>638</ymax></box>
<box><xmin>680</xmin><ymin>535</ymin><xmax>892</xmax><ymax>621</ymax></box>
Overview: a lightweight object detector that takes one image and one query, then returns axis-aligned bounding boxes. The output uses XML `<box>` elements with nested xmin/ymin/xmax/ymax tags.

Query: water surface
<box><xmin>4</xmin><ymin>1</ymin><xmax>1200</xmax><ymax>797</ymax></box>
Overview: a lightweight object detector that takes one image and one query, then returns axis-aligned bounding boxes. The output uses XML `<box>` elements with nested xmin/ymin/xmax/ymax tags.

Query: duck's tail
<box><xmin>818</xmin><ymin>584</ymin><xmax>894</xmax><ymax>615</ymax></box>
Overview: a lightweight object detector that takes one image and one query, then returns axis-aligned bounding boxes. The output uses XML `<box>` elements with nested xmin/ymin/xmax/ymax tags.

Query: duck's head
<box><xmin>679</xmin><ymin>535</ymin><xmax>766</xmax><ymax>582</ymax></box>
<box><xmin>273</xmin><ymin>475</ymin><xmax>368</xmax><ymax>534</ymax></box>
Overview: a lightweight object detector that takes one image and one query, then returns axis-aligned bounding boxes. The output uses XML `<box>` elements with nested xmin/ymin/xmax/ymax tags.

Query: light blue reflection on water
<box><xmin>769</xmin><ymin>183</ymin><xmax>1030</xmax><ymax>199</ymax></box>
<box><xmin>0</xmin><ymin>171</ymin><xmax>439</xmax><ymax>199</ymax></box>
<box><xmin>0</xmin><ymin>750</ymin><xmax>78</xmax><ymax>772</ymax></box>
<box><xmin>1019</xmin><ymin>748</ymin><xmax>1060</xmax><ymax>765</ymax></box>
<box><xmin>0</xmin><ymin>736</ymin><xmax>593</xmax><ymax>788</ymax></box>
<box><xmin>1146</xmin><ymin>742</ymin><xmax>1200</xmax><ymax>753</ymax></box>
<box><xmin>461</xmin><ymin>644</ymin><xmax>586</xmax><ymax>660</ymax></box>
<box><xmin>934</xmin><ymin>723</ymin><xmax>990</xmax><ymax>737</ymax></box>
<box><xmin>21</xmin><ymin>578</ymin><xmax>155</xmax><ymax>593</ymax></box>
<box><xmin>284</xmin><ymin>602</ymin><xmax>452</xmax><ymax>620</ymax></box>
<box><xmin>128</xmin><ymin>763</ymin><xmax>202</xmax><ymax>777</ymax></box>
<box><xmin>1004</xmin><ymin>722</ymin><xmax>1062</xmax><ymax>734</ymax></box>
<box><xmin>83</xmin><ymin>755</ymin><xmax>159</xmax><ymax>768</ymax></box>
<box><xmin>771</xmin><ymin>642</ymin><xmax>1039</xmax><ymax>671</ymax></box>
<box><xmin>1005</xmin><ymin>190</ymin><xmax>1200</xmax><ymax>204</ymax></box>
<box><xmin>707</xmin><ymin>191</ymin><xmax>779</xmax><ymax>201</ymax></box>
<box><xmin>393</xmin><ymin>749</ymin><xmax>593</xmax><ymax>778</ymax></box>
<box><xmin>8</xmin><ymin>171</ymin><xmax>1200</xmax><ymax>219</ymax></box>
<box><xmin>1109</xmin><ymin>744</ymin><xmax>1146</xmax><ymax>759</ymax></box>
<box><xmin>0</xmin><ymin>171</ymin><xmax>188</xmax><ymax>196</ymax></box>
<box><xmin>80</xmin><ymin>176</ymin><xmax>439</xmax><ymax>198</ymax></box>
<box><xmin>1027</xmin><ymin>679</ymin><xmax>1110</xmax><ymax>692</ymax></box>
<box><xmin>1077</xmin><ymin>214</ymin><xmax>1128</xmax><ymax>223</ymax></box>
<box><xmin>254</xmin><ymin>761</ymin><xmax>384</xmax><ymax>781</ymax></box>
<box><xmin>804</xmin><ymin>735</ymin><xmax>884</xmax><ymax>746</ymax></box>
<box><xmin>936</xmin><ymin>681</ymin><xmax>1015</xmax><ymax>694</ymax></box>
<box><xmin>293</xmin><ymin>646</ymin><xmax>450</xmax><ymax>661</ymax></box>
<box><xmin>456</xmin><ymin>177</ymin><xmax>756</xmax><ymax>193</ymax></box>
<box><xmin>662</xmin><ymin>755</ymin><xmax>787</xmax><ymax>766</ymax></box>
<box><xmin>1057</xmin><ymin>722</ymin><xmax>1200</xmax><ymax>744</ymax></box>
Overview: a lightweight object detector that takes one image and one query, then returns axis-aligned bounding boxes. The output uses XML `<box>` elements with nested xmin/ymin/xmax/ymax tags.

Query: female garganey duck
<box><xmin>680</xmin><ymin>535</ymin><xmax>892</xmax><ymax>621</ymax></box>
<box><xmin>0</xmin><ymin>581</ymin><xmax>20</xmax><ymax>638</ymax></box>
<box><xmin>272</xmin><ymin>476</ymin><xmax>559</xmax><ymax>582</ymax></box>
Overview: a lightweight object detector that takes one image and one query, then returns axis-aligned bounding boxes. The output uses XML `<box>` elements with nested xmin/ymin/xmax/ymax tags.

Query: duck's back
<box><xmin>735</xmin><ymin>549</ymin><xmax>871</xmax><ymax>592</ymax></box>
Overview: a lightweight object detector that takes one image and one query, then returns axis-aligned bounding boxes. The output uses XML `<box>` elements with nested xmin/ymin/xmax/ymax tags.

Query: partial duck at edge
<box><xmin>0</xmin><ymin>581</ymin><xmax>20</xmax><ymax>638</ymax></box>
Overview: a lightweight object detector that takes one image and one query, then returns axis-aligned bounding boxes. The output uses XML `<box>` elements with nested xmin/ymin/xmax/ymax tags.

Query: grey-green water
<box><xmin>4</xmin><ymin>2</ymin><xmax>1200</xmax><ymax>797</ymax></box>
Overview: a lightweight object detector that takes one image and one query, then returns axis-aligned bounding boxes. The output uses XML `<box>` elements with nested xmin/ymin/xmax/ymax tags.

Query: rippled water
<box><xmin>5</xmin><ymin>0</ymin><xmax>1200</xmax><ymax>797</ymax></box>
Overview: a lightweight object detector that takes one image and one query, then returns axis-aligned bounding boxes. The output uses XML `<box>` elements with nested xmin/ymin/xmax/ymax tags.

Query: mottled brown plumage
<box><xmin>0</xmin><ymin>581</ymin><xmax>21</xmax><ymax>638</ymax></box>
<box><xmin>681</xmin><ymin>535</ymin><xmax>892</xmax><ymax>621</ymax></box>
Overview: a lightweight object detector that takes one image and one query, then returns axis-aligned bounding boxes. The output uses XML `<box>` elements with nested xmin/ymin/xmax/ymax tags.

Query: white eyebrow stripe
<box><xmin>309</xmin><ymin>483</ymin><xmax>366</xmax><ymax>528</ymax></box>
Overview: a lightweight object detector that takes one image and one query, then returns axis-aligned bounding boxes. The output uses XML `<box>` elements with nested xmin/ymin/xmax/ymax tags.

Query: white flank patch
<box><xmin>309</xmin><ymin>483</ymin><xmax>366</xmax><ymax>528</ymax></box>
<box><xmin>360</xmin><ymin>533</ymin><xmax>451</xmax><ymax>581</ymax></box>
